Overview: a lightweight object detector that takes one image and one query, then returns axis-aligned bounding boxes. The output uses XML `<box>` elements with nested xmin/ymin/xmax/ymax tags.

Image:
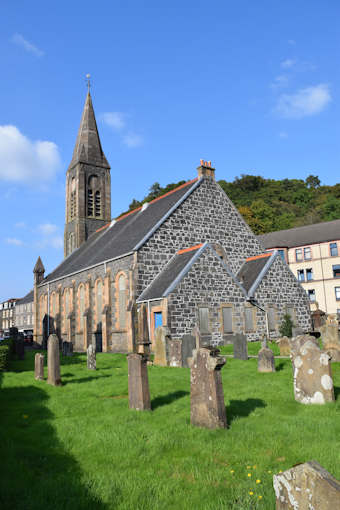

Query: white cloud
<box><xmin>15</xmin><ymin>221</ymin><xmax>26</xmax><ymax>228</ymax></box>
<box><xmin>35</xmin><ymin>236</ymin><xmax>63</xmax><ymax>250</ymax></box>
<box><xmin>281</xmin><ymin>58</ymin><xmax>296</xmax><ymax>69</ymax></box>
<box><xmin>38</xmin><ymin>223</ymin><xmax>58</xmax><ymax>235</ymax></box>
<box><xmin>100</xmin><ymin>112</ymin><xmax>126</xmax><ymax>130</ymax></box>
<box><xmin>5</xmin><ymin>238</ymin><xmax>24</xmax><ymax>246</ymax></box>
<box><xmin>0</xmin><ymin>125</ymin><xmax>61</xmax><ymax>182</ymax></box>
<box><xmin>122</xmin><ymin>132</ymin><xmax>143</xmax><ymax>148</ymax></box>
<box><xmin>275</xmin><ymin>84</ymin><xmax>331</xmax><ymax>119</ymax></box>
<box><xmin>270</xmin><ymin>74</ymin><xmax>289</xmax><ymax>89</ymax></box>
<box><xmin>11</xmin><ymin>33</ymin><xmax>44</xmax><ymax>57</ymax></box>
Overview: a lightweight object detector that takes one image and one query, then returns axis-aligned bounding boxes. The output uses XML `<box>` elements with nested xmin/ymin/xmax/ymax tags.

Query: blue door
<box><xmin>154</xmin><ymin>312</ymin><xmax>163</xmax><ymax>333</ymax></box>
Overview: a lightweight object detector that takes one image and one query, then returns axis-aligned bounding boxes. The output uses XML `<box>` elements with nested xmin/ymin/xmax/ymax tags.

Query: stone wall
<box><xmin>137</xmin><ymin>177</ymin><xmax>263</xmax><ymax>297</ymax></box>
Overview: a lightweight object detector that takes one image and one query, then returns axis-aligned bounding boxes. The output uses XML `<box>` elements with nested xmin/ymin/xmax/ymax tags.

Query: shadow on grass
<box><xmin>0</xmin><ymin>385</ymin><xmax>112</xmax><ymax>510</ymax></box>
<box><xmin>62</xmin><ymin>374</ymin><xmax>112</xmax><ymax>385</ymax></box>
<box><xmin>275</xmin><ymin>362</ymin><xmax>285</xmax><ymax>372</ymax></box>
<box><xmin>334</xmin><ymin>386</ymin><xmax>340</xmax><ymax>400</ymax></box>
<box><xmin>227</xmin><ymin>398</ymin><xmax>266</xmax><ymax>425</ymax></box>
<box><xmin>152</xmin><ymin>390</ymin><xmax>189</xmax><ymax>410</ymax></box>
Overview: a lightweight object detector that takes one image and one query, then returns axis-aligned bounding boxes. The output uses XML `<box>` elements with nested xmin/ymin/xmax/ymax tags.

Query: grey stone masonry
<box><xmin>190</xmin><ymin>347</ymin><xmax>227</xmax><ymax>429</ymax></box>
<box><xmin>47</xmin><ymin>334</ymin><xmax>61</xmax><ymax>386</ymax></box>
<box><xmin>87</xmin><ymin>344</ymin><xmax>96</xmax><ymax>370</ymax></box>
<box><xmin>273</xmin><ymin>461</ymin><xmax>340</xmax><ymax>509</ymax></box>
<box><xmin>34</xmin><ymin>353</ymin><xmax>44</xmax><ymax>380</ymax></box>
<box><xmin>137</xmin><ymin>177</ymin><xmax>263</xmax><ymax>297</ymax></box>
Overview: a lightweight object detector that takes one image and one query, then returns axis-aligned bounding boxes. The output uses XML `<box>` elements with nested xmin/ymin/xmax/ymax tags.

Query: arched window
<box><xmin>70</xmin><ymin>177</ymin><xmax>76</xmax><ymax>219</ymax></box>
<box><xmin>95</xmin><ymin>280</ymin><xmax>103</xmax><ymax>328</ymax></box>
<box><xmin>39</xmin><ymin>295</ymin><xmax>46</xmax><ymax>334</ymax></box>
<box><xmin>78</xmin><ymin>285</ymin><xmax>85</xmax><ymax>331</ymax></box>
<box><xmin>63</xmin><ymin>289</ymin><xmax>70</xmax><ymax>331</ymax></box>
<box><xmin>51</xmin><ymin>292</ymin><xmax>56</xmax><ymax>318</ymax></box>
<box><xmin>95</xmin><ymin>190</ymin><xmax>101</xmax><ymax>217</ymax></box>
<box><xmin>117</xmin><ymin>273</ymin><xmax>127</xmax><ymax>329</ymax></box>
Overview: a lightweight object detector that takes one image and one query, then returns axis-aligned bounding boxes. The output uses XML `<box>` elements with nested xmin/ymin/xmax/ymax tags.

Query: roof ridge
<box><xmin>246</xmin><ymin>253</ymin><xmax>272</xmax><ymax>262</ymax></box>
<box><xmin>177</xmin><ymin>243</ymin><xmax>203</xmax><ymax>255</ymax></box>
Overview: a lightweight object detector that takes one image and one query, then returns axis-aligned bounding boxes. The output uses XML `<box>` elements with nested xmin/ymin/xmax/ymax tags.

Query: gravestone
<box><xmin>277</xmin><ymin>336</ymin><xmax>291</xmax><ymax>356</ymax></box>
<box><xmin>233</xmin><ymin>333</ymin><xmax>248</xmax><ymax>360</ymax></box>
<box><xmin>291</xmin><ymin>340</ymin><xmax>334</xmax><ymax>404</ymax></box>
<box><xmin>273</xmin><ymin>461</ymin><xmax>340</xmax><ymax>509</ymax></box>
<box><xmin>87</xmin><ymin>344</ymin><xmax>96</xmax><ymax>370</ymax></box>
<box><xmin>153</xmin><ymin>326</ymin><xmax>170</xmax><ymax>366</ymax></box>
<box><xmin>290</xmin><ymin>334</ymin><xmax>319</xmax><ymax>357</ymax></box>
<box><xmin>15</xmin><ymin>336</ymin><xmax>25</xmax><ymax>361</ymax></box>
<box><xmin>168</xmin><ymin>339</ymin><xmax>182</xmax><ymax>367</ymax></box>
<box><xmin>62</xmin><ymin>341</ymin><xmax>73</xmax><ymax>357</ymax></box>
<box><xmin>34</xmin><ymin>353</ymin><xmax>44</xmax><ymax>380</ymax></box>
<box><xmin>181</xmin><ymin>334</ymin><xmax>196</xmax><ymax>368</ymax></box>
<box><xmin>137</xmin><ymin>303</ymin><xmax>149</xmax><ymax>346</ymax></box>
<box><xmin>258</xmin><ymin>339</ymin><xmax>275</xmax><ymax>372</ymax></box>
<box><xmin>320</xmin><ymin>314</ymin><xmax>340</xmax><ymax>362</ymax></box>
<box><xmin>190</xmin><ymin>347</ymin><xmax>227</xmax><ymax>429</ymax></box>
<box><xmin>127</xmin><ymin>353</ymin><xmax>151</xmax><ymax>411</ymax></box>
<box><xmin>47</xmin><ymin>334</ymin><xmax>61</xmax><ymax>386</ymax></box>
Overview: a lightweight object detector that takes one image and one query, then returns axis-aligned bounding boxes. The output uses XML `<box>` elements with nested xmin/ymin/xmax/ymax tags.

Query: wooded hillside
<box><xmin>123</xmin><ymin>175</ymin><xmax>340</xmax><ymax>234</ymax></box>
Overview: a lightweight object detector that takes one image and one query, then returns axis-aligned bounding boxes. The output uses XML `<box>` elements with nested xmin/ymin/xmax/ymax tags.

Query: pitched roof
<box><xmin>42</xmin><ymin>178</ymin><xmax>201</xmax><ymax>284</ymax></box>
<box><xmin>236</xmin><ymin>252</ymin><xmax>277</xmax><ymax>296</ymax></box>
<box><xmin>68</xmin><ymin>91</ymin><xmax>109</xmax><ymax>170</ymax></box>
<box><xmin>16</xmin><ymin>289</ymin><xmax>34</xmax><ymax>305</ymax></box>
<box><xmin>258</xmin><ymin>219</ymin><xmax>340</xmax><ymax>249</ymax></box>
<box><xmin>137</xmin><ymin>243</ymin><xmax>247</xmax><ymax>302</ymax></box>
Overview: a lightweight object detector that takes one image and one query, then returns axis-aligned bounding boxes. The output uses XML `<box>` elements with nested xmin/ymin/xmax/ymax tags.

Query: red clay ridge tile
<box><xmin>177</xmin><ymin>243</ymin><xmax>203</xmax><ymax>255</ymax></box>
<box><xmin>246</xmin><ymin>253</ymin><xmax>272</xmax><ymax>262</ymax></box>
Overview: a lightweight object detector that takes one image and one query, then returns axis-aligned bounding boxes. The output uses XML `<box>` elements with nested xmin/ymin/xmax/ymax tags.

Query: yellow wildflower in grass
<box><xmin>230</xmin><ymin>470</ymin><xmax>234</xmax><ymax>474</ymax></box>
<box><xmin>253</xmin><ymin>465</ymin><xmax>256</xmax><ymax>469</ymax></box>
<box><xmin>23</xmin><ymin>415</ymin><xmax>28</xmax><ymax>419</ymax></box>
<box><xmin>279</xmin><ymin>470</ymin><xmax>283</xmax><ymax>473</ymax></box>
<box><xmin>256</xmin><ymin>479</ymin><xmax>261</xmax><ymax>484</ymax></box>
<box><xmin>247</xmin><ymin>473</ymin><xmax>252</xmax><ymax>477</ymax></box>
<box><xmin>249</xmin><ymin>491</ymin><xmax>254</xmax><ymax>496</ymax></box>
<box><xmin>268</xmin><ymin>470</ymin><xmax>272</xmax><ymax>474</ymax></box>
<box><xmin>247</xmin><ymin>465</ymin><xmax>251</xmax><ymax>469</ymax></box>
<box><xmin>258</xmin><ymin>495</ymin><xmax>263</xmax><ymax>500</ymax></box>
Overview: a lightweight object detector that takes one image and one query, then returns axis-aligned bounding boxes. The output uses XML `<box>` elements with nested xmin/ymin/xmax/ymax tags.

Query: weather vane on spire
<box><xmin>85</xmin><ymin>73</ymin><xmax>91</xmax><ymax>91</ymax></box>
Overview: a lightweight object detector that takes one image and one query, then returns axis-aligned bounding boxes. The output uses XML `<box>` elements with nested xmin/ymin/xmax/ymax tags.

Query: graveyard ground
<box><xmin>0</xmin><ymin>348</ymin><xmax>339</xmax><ymax>510</ymax></box>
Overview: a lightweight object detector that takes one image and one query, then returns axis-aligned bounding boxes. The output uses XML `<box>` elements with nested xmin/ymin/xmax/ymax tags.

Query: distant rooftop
<box><xmin>258</xmin><ymin>219</ymin><xmax>340</xmax><ymax>249</ymax></box>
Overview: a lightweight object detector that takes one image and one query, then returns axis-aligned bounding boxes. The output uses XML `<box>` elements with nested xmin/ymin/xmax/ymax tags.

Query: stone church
<box><xmin>33</xmin><ymin>90</ymin><xmax>311</xmax><ymax>352</ymax></box>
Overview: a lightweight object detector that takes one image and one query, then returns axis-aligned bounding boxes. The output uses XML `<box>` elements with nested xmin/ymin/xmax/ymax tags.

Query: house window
<box><xmin>199</xmin><ymin>307</ymin><xmax>210</xmax><ymax>334</ymax></box>
<box><xmin>244</xmin><ymin>307</ymin><xmax>254</xmax><ymax>332</ymax></box>
<box><xmin>330</xmin><ymin>243</ymin><xmax>338</xmax><ymax>257</ymax></box>
<box><xmin>295</xmin><ymin>249</ymin><xmax>302</xmax><ymax>261</ymax></box>
<box><xmin>308</xmin><ymin>289</ymin><xmax>316</xmax><ymax>302</ymax></box>
<box><xmin>333</xmin><ymin>265</ymin><xmax>340</xmax><ymax>278</ymax></box>
<box><xmin>118</xmin><ymin>274</ymin><xmax>127</xmax><ymax>329</ymax></box>
<box><xmin>267</xmin><ymin>306</ymin><xmax>276</xmax><ymax>331</ymax></box>
<box><xmin>304</xmin><ymin>247</ymin><xmax>311</xmax><ymax>260</ymax></box>
<box><xmin>335</xmin><ymin>287</ymin><xmax>340</xmax><ymax>301</ymax></box>
<box><xmin>306</xmin><ymin>268</ymin><xmax>313</xmax><ymax>281</ymax></box>
<box><xmin>222</xmin><ymin>306</ymin><xmax>233</xmax><ymax>334</ymax></box>
<box><xmin>297</xmin><ymin>269</ymin><xmax>305</xmax><ymax>282</ymax></box>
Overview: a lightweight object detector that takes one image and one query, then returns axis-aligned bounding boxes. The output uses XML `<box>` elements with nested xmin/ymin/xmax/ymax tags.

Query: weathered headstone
<box><xmin>190</xmin><ymin>347</ymin><xmax>227</xmax><ymax>429</ymax></box>
<box><xmin>258</xmin><ymin>343</ymin><xmax>275</xmax><ymax>373</ymax></box>
<box><xmin>62</xmin><ymin>341</ymin><xmax>73</xmax><ymax>357</ymax></box>
<box><xmin>277</xmin><ymin>336</ymin><xmax>291</xmax><ymax>356</ymax></box>
<box><xmin>87</xmin><ymin>343</ymin><xmax>96</xmax><ymax>370</ymax></box>
<box><xmin>290</xmin><ymin>334</ymin><xmax>319</xmax><ymax>357</ymax></box>
<box><xmin>47</xmin><ymin>334</ymin><xmax>61</xmax><ymax>386</ymax></box>
<box><xmin>291</xmin><ymin>340</ymin><xmax>334</xmax><ymax>404</ymax></box>
<box><xmin>15</xmin><ymin>335</ymin><xmax>25</xmax><ymax>360</ymax></box>
<box><xmin>292</xmin><ymin>326</ymin><xmax>304</xmax><ymax>337</ymax></box>
<box><xmin>273</xmin><ymin>461</ymin><xmax>340</xmax><ymax>509</ymax></box>
<box><xmin>34</xmin><ymin>353</ymin><xmax>44</xmax><ymax>380</ymax></box>
<box><xmin>320</xmin><ymin>314</ymin><xmax>340</xmax><ymax>362</ymax></box>
<box><xmin>137</xmin><ymin>303</ymin><xmax>149</xmax><ymax>347</ymax></box>
<box><xmin>168</xmin><ymin>339</ymin><xmax>182</xmax><ymax>367</ymax></box>
<box><xmin>233</xmin><ymin>333</ymin><xmax>248</xmax><ymax>360</ymax></box>
<box><xmin>153</xmin><ymin>326</ymin><xmax>170</xmax><ymax>366</ymax></box>
<box><xmin>181</xmin><ymin>334</ymin><xmax>196</xmax><ymax>368</ymax></box>
<box><xmin>127</xmin><ymin>353</ymin><xmax>151</xmax><ymax>411</ymax></box>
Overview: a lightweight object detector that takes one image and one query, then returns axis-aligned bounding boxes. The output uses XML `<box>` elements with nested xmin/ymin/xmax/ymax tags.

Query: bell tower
<box><xmin>64</xmin><ymin>85</ymin><xmax>111</xmax><ymax>257</ymax></box>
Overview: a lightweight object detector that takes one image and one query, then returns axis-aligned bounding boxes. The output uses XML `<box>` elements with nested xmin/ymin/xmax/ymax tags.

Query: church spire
<box><xmin>68</xmin><ymin>90</ymin><xmax>110</xmax><ymax>170</ymax></box>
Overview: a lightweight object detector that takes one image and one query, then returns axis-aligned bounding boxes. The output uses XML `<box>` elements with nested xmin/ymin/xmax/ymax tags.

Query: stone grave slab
<box><xmin>34</xmin><ymin>353</ymin><xmax>44</xmax><ymax>380</ymax></box>
<box><xmin>233</xmin><ymin>333</ymin><xmax>248</xmax><ymax>360</ymax></box>
<box><xmin>47</xmin><ymin>334</ymin><xmax>61</xmax><ymax>386</ymax></box>
<box><xmin>128</xmin><ymin>353</ymin><xmax>151</xmax><ymax>411</ymax></box>
<box><xmin>153</xmin><ymin>326</ymin><xmax>170</xmax><ymax>366</ymax></box>
<box><xmin>87</xmin><ymin>344</ymin><xmax>96</xmax><ymax>370</ymax></box>
<box><xmin>181</xmin><ymin>334</ymin><xmax>196</xmax><ymax>368</ymax></box>
<box><xmin>168</xmin><ymin>339</ymin><xmax>182</xmax><ymax>367</ymax></box>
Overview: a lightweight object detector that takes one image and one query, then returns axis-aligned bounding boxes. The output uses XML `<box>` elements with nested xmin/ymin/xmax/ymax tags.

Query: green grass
<box><xmin>219</xmin><ymin>341</ymin><xmax>280</xmax><ymax>356</ymax></box>
<box><xmin>0</xmin><ymin>351</ymin><xmax>339</xmax><ymax>510</ymax></box>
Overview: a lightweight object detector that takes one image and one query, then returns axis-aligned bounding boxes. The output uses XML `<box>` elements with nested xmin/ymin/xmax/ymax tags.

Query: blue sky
<box><xmin>1</xmin><ymin>0</ymin><xmax>339</xmax><ymax>301</ymax></box>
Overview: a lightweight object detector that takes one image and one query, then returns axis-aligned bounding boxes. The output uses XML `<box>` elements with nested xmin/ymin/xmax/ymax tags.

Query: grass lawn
<box><xmin>0</xmin><ymin>350</ymin><xmax>339</xmax><ymax>510</ymax></box>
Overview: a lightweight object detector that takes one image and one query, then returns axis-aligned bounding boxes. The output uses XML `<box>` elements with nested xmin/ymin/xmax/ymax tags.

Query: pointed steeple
<box><xmin>68</xmin><ymin>91</ymin><xmax>110</xmax><ymax>170</ymax></box>
<box><xmin>33</xmin><ymin>256</ymin><xmax>45</xmax><ymax>274</ymax></box>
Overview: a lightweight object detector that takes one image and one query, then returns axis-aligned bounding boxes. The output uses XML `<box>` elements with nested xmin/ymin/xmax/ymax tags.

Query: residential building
<box><xmin>15</xmin><ymin>290</ymin><xmax>34</xmax><ymax>334</ymax></box>
<box><xmin>259</xmin><ymin>219</ymin><xmax>340</xmax><ymax>316</ymax></box>
<box><xmin>0</xmin><ymin>298</ymin><xmax>19</xmax><ymax>333</ymax></box>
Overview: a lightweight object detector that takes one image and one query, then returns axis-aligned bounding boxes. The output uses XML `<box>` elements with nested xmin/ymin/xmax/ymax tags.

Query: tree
<box><xmin>305</xmin><ymin>175</ymin><xmax>321</xmax><ymax>189</ymax></box>
<box><xmin>147</xmin><ymin>182</ymin><xmax>162</xmax><ymax>200</ymax></box>
<box><xmin>279</xmin><ymin>313</ymin><xmax>294</xmax><ymax>338</ymax></box>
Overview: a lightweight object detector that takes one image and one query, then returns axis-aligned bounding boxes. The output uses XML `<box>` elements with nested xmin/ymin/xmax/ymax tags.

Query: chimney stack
<box><xmin>197</xmin><ymin>160</ymin><xmax>215</xmax><ymax>180</ymax></box>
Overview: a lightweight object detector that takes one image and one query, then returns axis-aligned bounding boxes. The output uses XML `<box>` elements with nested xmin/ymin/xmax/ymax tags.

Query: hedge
<box><xmin>0</xmin><ymin>338</ymin><xmax>14</xmax><ymax>371</ymax></box>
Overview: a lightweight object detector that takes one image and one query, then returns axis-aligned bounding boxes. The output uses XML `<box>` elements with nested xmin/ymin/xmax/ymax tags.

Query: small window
<box><xmin>267</xmin><ymin>306</ymin><xmax>276</xmax><ymax>331</ymax></box>
<box><xmin>306</xmin><ymin>268</ymin><xmax>313</xmax><ymax>281</ymax></box>
<box><xmin>278</xmin><ymin>250</ymin><xmax>285</xmax><ymax>262</ymax></box>
<box><xmin>222</xmin><ymin>307</ymin><xmax>233</xmax><ymax>334</ymax></box>
<box><xmin>297</xmin><ymin>269</ymin><xmax>305</xmax><ymax>282</ymax></box>
<box><xmin>304</xmin><ymin>247</ymin><xmax>311</xmax><ymax>260</ymax></box>
<box><xmin>335</xmin><ymin>287</ymin><xmax>340</xmax><ymax>301</ymax></box>
<box><xmin>333</xmin><ymin>265</ymin><xmax>340</xmax><ymax>278</ymax></box>
<box><xmin>244</xmin><ymin>307</ymin><xmax>254</xmax><ymax>332</ymax></box>
<box><xmin>295</xmin><ymin>249</ymin><xmax>302</xmax><ymax>261</ymax></box>
<box><xmin>199</xmin><ymin>307</ymin><xmax>210</xmax><ymax>334</ymax></box>
<box><xmin>308</xmin><ymin>289</ymin><xmax>316</xmax><ymax>302</ymax></box>
<box><xmin>87</xmin><ymin>189</ymin><xmax>94</xmax><ymax>216</ymax></box>
<box><xmin>95</xmin><ymin>191</ymin><xmax>101</xmax><ymax>217</ymax></box>
<box><xmin>330</xmin><ymin>243</ymin><xmax>338</xmax><ymax>257</ymax></box>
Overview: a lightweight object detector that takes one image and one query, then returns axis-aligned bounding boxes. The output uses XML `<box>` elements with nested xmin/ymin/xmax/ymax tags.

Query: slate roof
<box><xmin>137</xmin><ymin>244</ymin><xmax>204</xmax><ymax>301</ymax></box>
<box><xmin>17</xmin><ymin>290</ymin><xmax>34</xmax><ymax>305</ymax></box>
<box><xmin>42</xmin><ymin>178</ymin><xmax>200</xmax><ymax>284</ymax></box>
<box><xmin>258</xmin><ymin>219</ymin><xmax>340</xmax><ymax>249</ymax></box>
<box><xmin>236</xmin><ymin>252</ymin><xmax>276</xmax><ymax>296</ymax></box>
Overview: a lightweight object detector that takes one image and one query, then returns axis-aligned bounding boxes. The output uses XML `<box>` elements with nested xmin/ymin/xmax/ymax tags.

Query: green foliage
<box><xmin>122</xmin><ymin>180</ymin><xmax>187</xmax><ymax>216</ymax></box>
<box><xmin>0</xmin><ymin>345</ymin><xmax>10</xmax><ymax>371</ymax></box>
<box><xmin>279</xmin><ymin>314</ymin><xmax>294</xmax><ymax>338</ymax></box>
